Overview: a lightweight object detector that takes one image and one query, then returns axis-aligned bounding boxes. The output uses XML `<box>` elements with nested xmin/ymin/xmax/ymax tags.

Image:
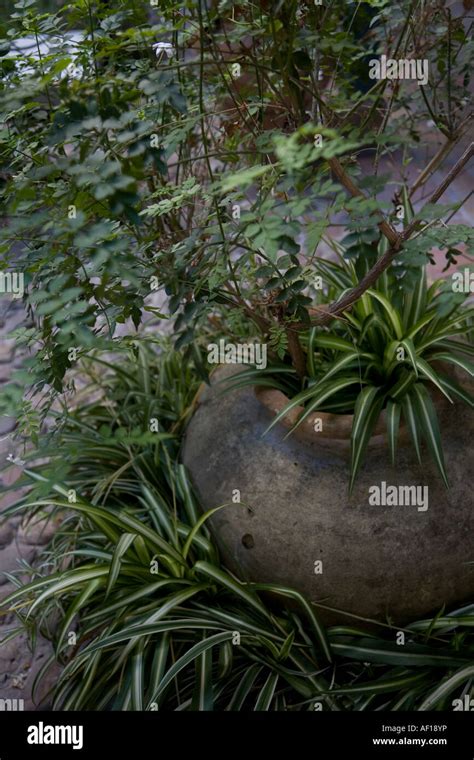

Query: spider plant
<box><xmin>224</xmin><ymin>257</ymin><xmax>474</xmax><ymax>493</ymax></box>
<box><xmin>2</xmin><ymin>342</ymin><xmax>474</xmax><ymax>711</ymax></box>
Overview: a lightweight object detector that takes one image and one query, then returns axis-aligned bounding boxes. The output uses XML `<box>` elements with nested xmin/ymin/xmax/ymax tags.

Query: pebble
<box><xmin>0</xmin><ymin>522</ymin><xmax>14</xmax><ymax>549</ymax></box>
<box><xmin>0</xmin><ymin>543</ymin><xmax>36</xmax><ymax>584</ymax></box>
<box><xmin>0</xmin><ymin>417</ymin><xmax>16</xmax><ymax>435</ymax></box>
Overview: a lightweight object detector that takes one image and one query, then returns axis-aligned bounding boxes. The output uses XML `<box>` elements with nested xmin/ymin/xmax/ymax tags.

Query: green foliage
<box><xmin>1</xmin><ymin>0</ymin><xmax>473</xmax><ymax>406</ymax></box>
<box><xmin>2</xmin><ymin>344</ymin><xmax>474</xmax><ymax>711</ymax></box>
<box><xmin>268</xmin><ymin>325</ymin><xmax>288</xmax><ymax>360</ymax></box>
<box><xmin>230</xmin><ymin>256</ymin><xmax>474</xmax><ymax>492</ymax></box>
<box><xmin>1</xmin><ymin>0</ymin><xmax>473</xmax><ymax>715</ymax></box>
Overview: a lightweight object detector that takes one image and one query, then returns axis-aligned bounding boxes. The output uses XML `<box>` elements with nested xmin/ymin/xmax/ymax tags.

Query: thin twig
<box><xmin>294</xmin><ymin>141</ymin><xmax>474</xmax><ymax>330</ymax></box>
<box><xmin>327</xmin><ymin>157</ymin><xmax>399</xmax><ymax>246</ymax></box>
<box><xmin>409</xmin><ymin>115</ymin><xmax>472</xmax><ymax>197</ymax></box>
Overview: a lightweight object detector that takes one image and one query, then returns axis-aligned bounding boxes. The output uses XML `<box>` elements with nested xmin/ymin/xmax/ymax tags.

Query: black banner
<box><xmin>0</xmin><ymin>711</ymin><xmax>472</xmax><ymax>758</ymax></box>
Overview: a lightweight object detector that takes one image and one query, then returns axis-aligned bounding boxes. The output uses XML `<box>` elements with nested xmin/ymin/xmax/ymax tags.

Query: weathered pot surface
<box><xmin>182</xmin><ymin>364</ymin><xmax>474</xmax><ymax>623</ymax></box>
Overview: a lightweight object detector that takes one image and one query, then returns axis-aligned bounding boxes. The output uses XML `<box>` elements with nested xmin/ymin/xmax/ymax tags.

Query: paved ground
<box><xmin>0</xmin><ymin>298</ymin><xmax>60</xmax><ymax>710</ymax></box>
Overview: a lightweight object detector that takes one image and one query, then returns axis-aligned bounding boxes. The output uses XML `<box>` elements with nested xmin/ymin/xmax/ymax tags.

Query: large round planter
<box><xmin>182</xmin><ymin>365</ymin><xmax>474</xmax><ymax>623</ymax></box>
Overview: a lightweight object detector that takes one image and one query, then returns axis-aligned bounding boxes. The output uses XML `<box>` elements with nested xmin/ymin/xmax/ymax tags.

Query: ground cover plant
<box><xmin>0</xmin><ymin>0</ymin><xmax>473</xmax><ymax>714</ymax></box>
<box><xmin>2</xmin><ymin>345</ymin><xmax>474</xmax><ymax>711</ymax></box>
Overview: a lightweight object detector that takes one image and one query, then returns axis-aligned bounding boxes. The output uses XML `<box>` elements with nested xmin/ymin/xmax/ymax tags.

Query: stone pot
<box><xmin>182</xmin><ymin>365</ymin><xmax>474</xmax><ymax>623</ymax></box>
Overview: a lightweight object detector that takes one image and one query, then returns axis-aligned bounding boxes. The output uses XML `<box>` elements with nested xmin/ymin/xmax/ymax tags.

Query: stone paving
<box><xmin>0</xmin><ymin>297</ymin><xmax>61</xmax><ymax>710</ymax></box>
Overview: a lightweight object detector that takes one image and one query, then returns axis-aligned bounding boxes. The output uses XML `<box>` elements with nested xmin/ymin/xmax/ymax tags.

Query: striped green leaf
<box><xmin>264</xmin><ymin>375</ymin><xmax>364</xmax><ymax>435</ymax></box>
<box><xmin>288</xmin><ymin>376</ymin><xmax>367</xmax><ymax>433</ymax></box>
<box><xmin>193</xmin><ymin>561</ymin><xmax>271</xmax><ymax>620</ymax></box>
<box><xmin>23</xmin><ymin>566</ymin><xmax>110</xmax><ymax>619</ymax></box>
<box><xmin>313</xmin><ymin>351</ymin><xmax>363</xmax><ymax>386</ymax></box>
<box><xmin>311</xmin><ymin>334</ymin><xmax>356</xmax><ymax>353</ymax></box>
<box><xmin>55</xmin><ymin>578</ymin><xmax>103</xmax><ymax>656</ymax></box>
<box><xmin>249</xmin><ymin>583</ymin><xmax>332</xmax><ymax>663</ymax></box>
<box><xmin>330</xmin><ymin>636</ymin><xmax>470</xmax><ymax>668</ymax></box>
<box><xmin>106</xmin><ymin>533</ymin><xmax>137</xmax><ymax>597</ymax></box>
<box><xmin>413</xmin><ymin>356</ymin><xmax>453</xmax><ymax>402</ymax></box>
<box><xmin>359</xmin><ymin>313</ymin><xmax>377</xmax><ymax>345</ymax></box>
<box><xmin>383</xmin><ymin>339</ymin><xmax>401</xmax><ymax>371</ymax></box>
<box><xmin>401</xmin><ymin>392</ymin><xmax>422</xmax><ymax>464</ymax></box>
<box><xmin>418</xmin><ymin>664</ymin><xmax>474</xmax><ymax>711</ymax></box>
<box><xmin>436</xmin><ymin>375</ymin><xmax>474</xmax><ymax>409</ymax></box>
<box><xmin>84</xmin><ymin>580</ymin><xmax>188</xmax><ymax>622</ymax></box>
<box><xmin>148</xmin><ymin>633</ymin><xmax>170</xmax><ymax>708</ymax></box>
<box><xmin>400</xmin><ymin>338</ymin><xmax>419</xmax><ymax>377</ymax></box>
<box><xmin>138</xmin><ymin>584</ymin><xmax>211</xmax><ymax>626</ymax></box>
<box><xmin>434</xmin><ymin>339</ymin><xmax>474</xmax><ymax>357</ymax></box>
<box><xmin>217</xmin><ymin>641</ymin><xmax>233</xmax><ymax>680</ymax></box>
<box><xmin>254</xmin><ymin>672</ymin><xmax>279</xmax><ymax>711</ymax></box>
<box><xmin>307</xmin><ymin>327</ymin><xmax>318</xmax><ymax>376</ymax></box>
<box><xmin>314</xmin><ymin>258</ymin><xmax>352</xmax><ymax>289</ymax></box>
<box><xmin>389</xmin><ymin>369</ymin><xmax>416</xmax><ymax>401</ymax></box>
<box><xmin>226</xmin><ymin>665</ymin><xmax>263</xmax><ymax>711</ymax></box>
<box><xmin>411</xmin><ymin>383</ymin><xmax>449</xmax><ymax>488</ymax></box>
<box><xmin>278</xmin><ymin>630</ymin><xmax>295</xmax><ymax>661</ymax></box>
<box><xmin>193</xmin><ymin>607</ymin><xmax>282</xmax><ymax>641</ymax></box>
<box><xmin>403</xmin><ymin>262</ymin><xmax>426</xmax><ymax>330</ymax></box>
<box><xmin>147</xmin><ymin>631</ymin><xmax>233</xmax><ymax>707</ymax></box>
<box><xmin>367</xmin><ymin>290</ymin><xmax>403</xmax><ymax>339</ymax></box>
<box><xmin>322</xmin><ymin>670</ymin><xmax>429</xmax><ymax>696</ymax></box>
<box><xmin>78</xmin><ymin>621</ymin><xmax>226</xmax><ymax>657</ymax></box>
<box><xmin>191</xmin><ymin>637</ymin><xmax>214</xmax><ymax>711</ymax></box>
<box><xmin>131</xmin><ymin>650</ymin><xmax>144</xmax><ymax>711</ymax></box>
<box><xmin>428</xmin><ymin>352</ymin><xmax>474</xmax><ymax>378</ymax></box>
<box><xmin>386</xmin><ymin>400</ymin><xmax>401</xmax><ymax>466</ymax></box>
<box><xmin>404</xmin><ymin>311</ymin><xmax>436</xmax><ymax>343</ymax></box>
<box><xmin>349</xmin><ymin>386</ymin><xmax>385</xmax><ymax>493</ymax></box>
<box><xmin>182</xmin><ymin>503</ymin><xmax>234</xmax><ymax>560</ymax></box>
<box><xmin>373</xmin><ymin>313</ymin><xmax>394</xmax><ymax>339</ymax></box>
<box><xmin>342</xmin><ymin>310</ymin><xmax>362</xmax><ymax>330</ymax></box>
<box><xmin>140</xmin><ymin>486</ymin><xmax>179</xmax><ymax>547</ymax></box>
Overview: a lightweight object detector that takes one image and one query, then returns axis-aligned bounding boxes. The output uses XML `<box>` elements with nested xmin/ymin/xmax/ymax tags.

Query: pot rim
<box><xmin>254</xmin><ymin>384</ymin><xmax>390</xmax><ymax>442</ymax></box>
<box><xmin>206</xmin><ymin>361</ymin><xmax>457</xmax><ymax>444</ymax></box>
<box><xmin>254</xmin><ymin>362</ymin><xmax>455</xmax><ymax>443</ymax></box>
